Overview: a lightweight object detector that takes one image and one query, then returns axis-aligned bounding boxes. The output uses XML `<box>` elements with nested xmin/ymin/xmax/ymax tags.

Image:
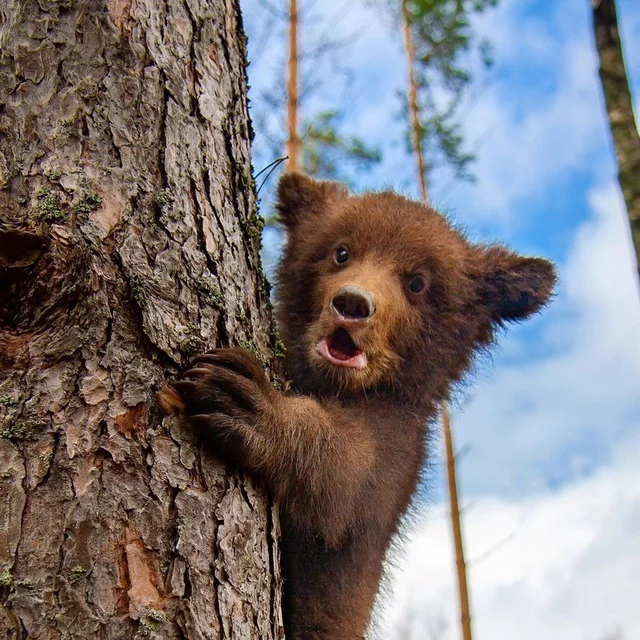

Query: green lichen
<box><xmin>60</xmin><ymin>118</ymin><xmax>75</xmax><ymax>127</ymax></box>
<box><xmin>272</xmin><ymin>374</ymin><xmax>284</xmax><ymax>391</ymax></box>
<box><xmin>67</xmin><ymin>566</ymin><xmax>86</xmax><ymax>583</ymax></box>
<box><xmin>159</xmin><ymin>207</ymin><xmax>181</xmax><ymax>226</ymax></box>
<box><xmin>156</xmin><ymin>189</ymin><xmax>174</xmax><ymax>209</ymax></box>
<box><xmin>46</xmin><ymin>168</ymin><xmax>62</xmax><ymax>182</ymax></box>
<box><xmin>74</xmin><ymin>191</ymin><xmax>102</xmax><ymax>213</ymax></box>
<box><xmin>238</xmin><ymin>339</ymin><xmax>258</xmax><ymax>356</ymax></box>
<box><xmin>195</xmin><ymin>277</ymin><xmax>224</xmax><ymax>310</ymax></box>
<box><xmin>0</xmin><ymin>394</ymin><xmax>15</xmax><ymax>407</ymax></box>
<box><xmin>146</xmin><ymin>610</ymin><xmax>164</xmax><ymax>623</ymax></box>
<box><xmin>33</xmin><ymin>187</ymin><xmax>65</xmax><ymax>222</ymax></box>
<box><xmin>180</xmin><ymin>326</ymin><xmax>205</xmax><ymax>356</ymax></box>
<box><xmin>0</xmin><ymin>571</ymin><xmax>12</xmax><ymax>587</ymax></box>
<box><xmin>136</xmin><ymin>610</ymin><xmax>164</xmax><ymax>638</ymax></box>
<box><xmin>274</xmin><ymin>337</ymin><xmax>286</xmax><ymax>359</ymax></box>
<box><xmin>0</xmin><ymin>421</ymin><xmax>33</xmax><ymax>441</ymax></box>
<box><xmin>129</xmin><ymin>275</ymin><xmax>147</xmax><ymax>304</ymax></box>
<box><xmin>17</xmin><ymin>580</ymin><xmax>39</xmax><ymax>596</ymax></box>
<box><xmin>243</xmin><ymin>213</ymin><xmax>264</xmax><ymax>244</ymax></box>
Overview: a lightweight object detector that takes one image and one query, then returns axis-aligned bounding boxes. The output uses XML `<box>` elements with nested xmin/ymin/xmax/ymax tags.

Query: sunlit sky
<box><xmin>241</xmin><ymin>0</ymin><xmax>640</xmax><ymax>637</ymax></box>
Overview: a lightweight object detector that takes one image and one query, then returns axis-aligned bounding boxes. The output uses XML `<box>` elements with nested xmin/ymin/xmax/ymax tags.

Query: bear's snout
<box><xmin>331</xmin><ymin>285</ymin><xmax>376</xmax><ymax>321</ymax></box>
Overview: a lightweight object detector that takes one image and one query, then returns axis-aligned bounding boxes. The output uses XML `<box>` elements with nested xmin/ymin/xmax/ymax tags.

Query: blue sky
<box><xmin>241</xmin><ymin>0</ymin><xmax>640</xmax><ymax>637</ymax></box>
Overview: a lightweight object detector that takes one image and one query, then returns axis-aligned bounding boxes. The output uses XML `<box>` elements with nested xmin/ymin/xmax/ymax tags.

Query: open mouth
<box><xmin>316</xmin><ymin>328</ymin><xmax>368</xmax><ymax>369</ymax></box>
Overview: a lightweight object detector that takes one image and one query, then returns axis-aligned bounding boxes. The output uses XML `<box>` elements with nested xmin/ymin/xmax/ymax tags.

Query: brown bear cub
<box><xmin>171</xmin><ymin>173</ymin><xmax>556</xmax><ymax>639</ymax></box>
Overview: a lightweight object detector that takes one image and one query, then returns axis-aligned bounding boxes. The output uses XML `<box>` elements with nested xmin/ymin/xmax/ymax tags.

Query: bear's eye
<box><xmin>335</xmin><ymin>246</ymin><xmax>349</xmax><ymax>265</ymax></box>
<box><xmin>408</xmin><ymin>275</ymin><xmax>427</xmax><ymax>294</ymax></box>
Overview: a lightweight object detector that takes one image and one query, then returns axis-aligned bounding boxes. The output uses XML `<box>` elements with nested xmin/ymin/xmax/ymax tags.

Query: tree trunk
<box><xmin>0</xmin><ymin>1</ymin><xmax>283</xmax><ymax>639</ymax></box>
<box><xmin>401</xmin><ymin>0</ymin><xmax>428</xmax><ymax>203</ymax></box>
<box><xmin>285</xmin><ymin>0</ymin><xmax>301</xmax><ymax>172</ymax></box>
<box><xmin>401</xmin><ymin>5</ymin><xmax>472</xmax><ymax>638</ymax></box>
<box><xmin>591</xmin><ymin>0</ymin><xmax>640</xmax><ymax>277</ymax></box>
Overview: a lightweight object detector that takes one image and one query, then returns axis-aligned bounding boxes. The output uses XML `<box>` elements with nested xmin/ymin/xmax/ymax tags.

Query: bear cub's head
<box><xmin>275</xmin><ymin>173</ymin><xmax>556</xmax><ymax>400</ymax></box>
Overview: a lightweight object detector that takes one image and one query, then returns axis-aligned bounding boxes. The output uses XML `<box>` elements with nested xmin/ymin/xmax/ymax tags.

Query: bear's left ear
<box><xmin>276</xmin><ymin>172</ymin><xmax>349</xmax><ymax>228</ymax></box>
<box><xmin>473</xmin><ymin>246</ymin><xmax>557</xmax><ymax>322</ymax></box>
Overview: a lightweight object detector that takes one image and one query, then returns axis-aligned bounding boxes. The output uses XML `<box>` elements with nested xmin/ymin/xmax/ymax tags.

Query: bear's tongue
<box><xmin>317</xmin><ymin>328</ymin><xmax>368</xmax><ymax>369</ymax></box>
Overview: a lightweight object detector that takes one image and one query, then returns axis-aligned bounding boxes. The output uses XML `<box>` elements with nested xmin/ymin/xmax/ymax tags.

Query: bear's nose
<box><xmin>332</xmin><ymin>285</ymin><xmax>376</xmax><ymax>321</ymax></box>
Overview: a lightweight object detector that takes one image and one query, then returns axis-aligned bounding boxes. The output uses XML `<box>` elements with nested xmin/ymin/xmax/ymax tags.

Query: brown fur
<box><xmin>171</xmin><ymin>173</ymin><xmax>556</xmax><ymax>639</ymax></box>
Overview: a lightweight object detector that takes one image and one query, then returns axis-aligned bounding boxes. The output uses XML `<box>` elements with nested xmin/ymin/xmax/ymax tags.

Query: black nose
<box><xmin>332</xmin><ymin>286</ymin><xmax>376</xmax><ymax>320</ymax></box>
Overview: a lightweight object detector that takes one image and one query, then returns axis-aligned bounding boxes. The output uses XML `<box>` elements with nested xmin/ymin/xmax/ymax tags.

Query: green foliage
<box><xmin>0</xmin><ymin>571</ymin><xmax>12</xmax><ymax>587</ymax></box>
<box><xmin>302</xmin><ymin>111</ymin><xmax>382</xmax><ymax>182</ymax></box>
<box><xmin>404</xmin><ymin>0</ymin><xmax>498</xmax><ymax>181</ymax></box>
<box><xmin>245</xmin><ymin>1</ymin><xmax>384</xmax><ymax>209</ymax></box>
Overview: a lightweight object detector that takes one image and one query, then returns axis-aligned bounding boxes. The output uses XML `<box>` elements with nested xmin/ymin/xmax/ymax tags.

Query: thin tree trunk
<box><xmin>443</xmin><ymin>410</ymin><xmax>472</xmax><ymax>640</ymax></box>
<box><xmin>286</xmin><ymin>0</ymin><xmax>301</xmax><ymax>172</ymax></box>
<box><xmin>0</xmin><ymin>1</ymin><xmax>283</xmax><ymax>638</ymax></box>
<box><xmin>591</xmin><ymin>0</ymin><xmax>640</xmax><ymax>276</ymax></box>
<box><xmin>401</xmin><ymin>0</ymin><xmax>428</xmax><ymax>202</ymax></box>
<box><xmin>401</xmin><ymin>5</ymin><xmax>472</xmax><ymax>639</ymax></box>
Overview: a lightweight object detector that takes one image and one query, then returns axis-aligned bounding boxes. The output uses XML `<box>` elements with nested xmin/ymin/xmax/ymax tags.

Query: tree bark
<box><xmin>591</xmin><ymin>0</ymin><xmax>640</xmax><ymax>277</ymax></box>
<box><xmin>0</xmin><ymin>1</ymin><xmax>283</xmax><ymax>638</ymax></box>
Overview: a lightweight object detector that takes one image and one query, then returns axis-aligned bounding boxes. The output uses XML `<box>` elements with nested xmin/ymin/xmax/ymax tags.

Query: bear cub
<box><xmin>171</xmin><ymin>173</ymin><xmax>556</xmax><ymax>639</ymax></box>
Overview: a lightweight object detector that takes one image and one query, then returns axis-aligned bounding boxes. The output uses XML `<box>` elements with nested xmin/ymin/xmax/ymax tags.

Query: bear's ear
<box><xmin>474</xmin><ymin>246</ymin><xmax>557</xmax><ymax>322</ymax></box>
<box><xmin>276</xmin><ymin>172</ymin><xmax>348</xmax><ymax>228</ymax></box>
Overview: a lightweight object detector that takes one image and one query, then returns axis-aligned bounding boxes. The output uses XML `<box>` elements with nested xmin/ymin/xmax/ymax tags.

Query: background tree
<box><xmin>399</xmin><ymin>0</ymin><xmax>497</xmax><ymax>189</ymax></box>
<box><xmin>399</xmin><ymin>2</ymin><xmax>499</xmax><ymax>640</ymax></box>
<box><xmin>302</xmin><ymin>110</ymin><xmax>382</xmax><ymax>181</ymax></box>
<box><xmin>246</xmin><ymin>0</ymin><xmax>381</xmax><ymax>193</ymax></box>
<box><xmin>0</xmin><ymin>1</ymin><xmax>283</xmax><ymax>638</ymax></box>
<box><xmin>590</xmin><ymin>0</ymin><xmax>640</xmax><ymax>278</ymax></box>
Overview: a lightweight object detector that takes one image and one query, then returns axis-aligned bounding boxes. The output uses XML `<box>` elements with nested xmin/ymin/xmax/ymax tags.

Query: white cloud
<box><xmin>452</xmin><ymin>181</ymin><xmax>640</xmax><ymax>496</ymax></box>
<box><xmin>375</xmin><ymin>430</ymin><xmax>640</xmax><ymax>640</ymax></box>
<box><xmin>244</xmin><ymin>0</ymin><xmax>630</xmax><ymax>226</ymax></box>
<box><xmin>434</xmin><ymin>1</ymin><xmax>608</xmax><ymax>223</ymax></box>
<box><xmin>244</xmin><ymin>5</ymin><xmax>640</xmax><ymax>634</ymax></box>
<box><xmin>369</xmin><ymin>179</ymin><xmax>640</xmax><ymax>638</ymax></box>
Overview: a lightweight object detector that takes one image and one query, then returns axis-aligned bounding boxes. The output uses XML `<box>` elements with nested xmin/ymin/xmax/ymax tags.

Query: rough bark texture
<box><xmin>0</xmin><ymin>1</ymin><xmax>283</xmax><ymax>638</ymax></box>
<box><xmin>592</xmin><ymin>0</ymin><xmax>640</xmax><ymax>276</ymax></box>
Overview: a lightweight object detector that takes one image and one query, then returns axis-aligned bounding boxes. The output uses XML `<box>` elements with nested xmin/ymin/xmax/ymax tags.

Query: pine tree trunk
<box><xmin>401</xmin><ymin>0</ymin><xmax>428</xmax><ymax>203</ymax></box>
<box><xmin>400</xmin><ymin>6</ymin><xmax>472</xmax><ymax>638</ymax></box>
<box><xmin>591</xmin><ymin>0</ymin><xmax>640</xmax><ymax>276</ymax></box>
<box><xmin>285</xmin><ymin>0</ymin><xmax>301</xmax><ymax>172</ymax></box>
<box><xmin>0</xmin><ymin>1</ymin><xmax>283</xmax><ymax>638</ymax></box>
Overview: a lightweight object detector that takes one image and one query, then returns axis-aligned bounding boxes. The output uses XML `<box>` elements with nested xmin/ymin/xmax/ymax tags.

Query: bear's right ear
<box><xmin>276</xmin><ymin>172</ymin><xmax>348</xmax><ymax>228</ymax></box>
